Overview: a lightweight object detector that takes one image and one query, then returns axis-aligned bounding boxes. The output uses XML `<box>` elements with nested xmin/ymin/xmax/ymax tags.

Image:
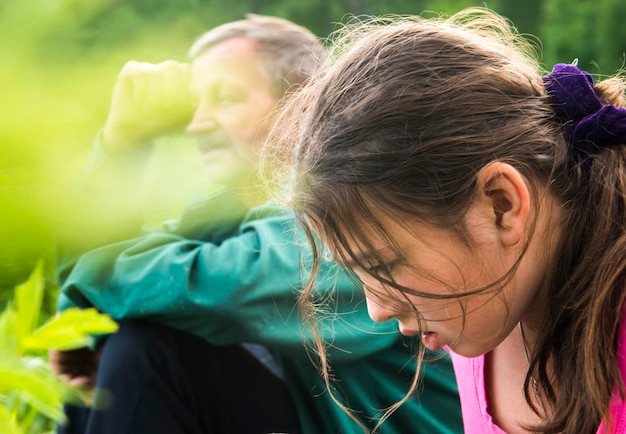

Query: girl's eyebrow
<box><xmin>343</xmin><ymin>247</ymin><xmax>390</xmax><ymax>268</ymax></box>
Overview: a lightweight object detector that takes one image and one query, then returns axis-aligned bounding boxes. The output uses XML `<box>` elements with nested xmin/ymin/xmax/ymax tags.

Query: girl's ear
<box><xmin>475</xmin><ymin>162</ymin><xmax>531</xmax><ymax>246</ymax></box>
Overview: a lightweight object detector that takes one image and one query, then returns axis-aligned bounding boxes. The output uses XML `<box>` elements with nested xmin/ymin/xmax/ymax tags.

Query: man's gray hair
<box><xmin>189</xmin><ymin>14</ymin><xmax>325</xmax><ymax>98</ymax></box>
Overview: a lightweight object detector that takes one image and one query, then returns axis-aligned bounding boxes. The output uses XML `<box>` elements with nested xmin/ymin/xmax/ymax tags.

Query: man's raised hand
<box><xmin>102</xmin><ymin>60</ymin><xmax>196</xmax><ymax>150</ymax></box>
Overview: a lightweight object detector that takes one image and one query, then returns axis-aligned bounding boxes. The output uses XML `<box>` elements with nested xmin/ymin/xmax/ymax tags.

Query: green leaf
<box><xmin>22</xmin><ymin>308</ymin><xmax>118</xmax><ymax>351</ymax></box>
<box><xmin>14</xmin><ymin>261</ymin><xmax>44</xmax><ymax>345</ymax></box>
<box><xmin>0</xmin><ymin>306</ymin><xmax>18</xmax><ymax>356</ymax></box>
<box><xmin>0</xmin><ymin>358</ymin><xmax>67</xmax><ymax>423</ymax></box>
<box><xmin>0</xmin><ymin>405</ymin><xmax>22</xmax><ymax>434</ymax></box>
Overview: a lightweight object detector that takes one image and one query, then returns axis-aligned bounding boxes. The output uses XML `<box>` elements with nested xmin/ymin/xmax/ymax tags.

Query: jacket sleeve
<box><xmin>55</xmin><ymin>134</ymin><xmax>153</xmax><ymax>287</ymax></box>
<box><xmin>58</xmin><ymin>201</ymin><xmax>400</xmax><ymax>362</ymax></box>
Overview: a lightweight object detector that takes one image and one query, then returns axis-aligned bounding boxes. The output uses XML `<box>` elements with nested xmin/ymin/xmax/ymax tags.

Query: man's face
<box><xmin>187</xmin><ymin>36</ymin><xmax>277</xmax><ymax>186</ymax></box>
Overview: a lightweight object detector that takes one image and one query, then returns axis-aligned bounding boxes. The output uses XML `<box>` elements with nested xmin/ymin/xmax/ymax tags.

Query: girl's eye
<box><xmin>367</xmin><ymin>262</ymin><xmax>395</xmax><ymax>275</ymax></box>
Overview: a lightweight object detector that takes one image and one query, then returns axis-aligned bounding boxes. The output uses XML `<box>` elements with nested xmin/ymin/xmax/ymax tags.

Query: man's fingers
<box><xmin>104</xmin><ymin>59</ymin><xmax>193</xmax><ymax>149</ymax></box>
<box><xmin>69</xmin><ymin>376</ymin><xmax>93</xmax><ymax>388</ymax></box>
<box><xmin>49</xmin><ymin>348</ymin><xmax>98</xmax><ymax>376</ymax></box>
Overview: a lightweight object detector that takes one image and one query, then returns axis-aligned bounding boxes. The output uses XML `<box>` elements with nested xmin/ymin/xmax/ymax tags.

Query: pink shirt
<box><xmin>450</xmin><ymin>315</ymin><xmax>626</xmax><ymax>433</ymax></box>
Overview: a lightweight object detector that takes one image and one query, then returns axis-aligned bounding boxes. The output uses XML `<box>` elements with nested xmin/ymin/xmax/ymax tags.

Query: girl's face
<box><xmin>343</xmin><ymin>205</ymin><xmax>550</xmax><ymax>358</ymax></box>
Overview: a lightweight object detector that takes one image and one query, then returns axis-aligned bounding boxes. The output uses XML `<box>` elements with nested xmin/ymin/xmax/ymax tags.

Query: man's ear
<box><xmin>475</xmin><ymin>162</ymin><xmax>531</xmax><ymax>246</ymax></box>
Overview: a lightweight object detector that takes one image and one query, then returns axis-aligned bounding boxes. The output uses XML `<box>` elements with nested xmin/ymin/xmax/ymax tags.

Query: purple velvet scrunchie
<box><xmin>542</xmin><ymin>63</ymin><xmax>626</xmax><ymax>161</ymax></box>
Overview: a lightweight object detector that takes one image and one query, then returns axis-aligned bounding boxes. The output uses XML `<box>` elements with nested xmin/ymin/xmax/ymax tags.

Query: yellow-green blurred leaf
<box><xmin>0</xmin><ymin>306</ymin><xmax>18</xmax><ymax>356</ymax></box>
<box><xmin>14</xmin><ymin>261</ymin><xmax>44</xmax><ymax>344</ymax></box>
<box><xmin>22</xmin><ymin>331</ymin><xmax>94</xmax><ymax>352</ymax></box>
<box><xmin>23</xmin><ymin>308</ymin><xmax>117</xmax><ymax>351</ymax></box>
<box><xmin>0</xmin><ymin>405</ymin><xmax>22</xmax><ymax>434</ymax></box>
<box><xmin>0</xmin><ymin>358</ymin><xmax>66</xmax><ymax>423</ymax></box>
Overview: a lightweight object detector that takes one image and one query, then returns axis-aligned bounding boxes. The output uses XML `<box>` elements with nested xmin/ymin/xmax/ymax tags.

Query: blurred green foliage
<box><xmin>0</xmin><ymin>262</ymin><xmax>117</xmax><ymax>434</ymax></box>
<box><xmin>0</xmin><ymin>0</ymin><xmax>625</xmax><ymax>313</ymax></box>
<box><xmin>542</xmin><ymin>0</ymin><xmax>626</xmax><ymax>75</ymax></box>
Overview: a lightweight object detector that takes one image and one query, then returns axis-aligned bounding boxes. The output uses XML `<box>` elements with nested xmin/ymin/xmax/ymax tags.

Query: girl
<box><xmin>278</xmin><ymin>8</ymin><xmax>626</xmax><ymax>434</ymax></box>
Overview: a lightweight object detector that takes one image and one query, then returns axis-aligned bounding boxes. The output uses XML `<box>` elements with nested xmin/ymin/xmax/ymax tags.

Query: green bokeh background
<box><xmin>1</xmin><ymin>0</ymin><xmax>625</xmax><ymax>310</ymax></box>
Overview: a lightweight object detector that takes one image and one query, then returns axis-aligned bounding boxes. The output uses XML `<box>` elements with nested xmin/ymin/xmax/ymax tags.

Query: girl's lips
<box><xmin>398</xmin><ymin>326</ymin><xmax>445</xmax><ymax>352</ymax></box>
<box><xmin>421</xmin><ymin>331</ymin><xmax>444</xmax><ymax>352</ymax></box>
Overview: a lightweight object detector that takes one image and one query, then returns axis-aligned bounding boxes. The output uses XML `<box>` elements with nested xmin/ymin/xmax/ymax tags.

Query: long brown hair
<box><xmin>272</xmin><ymin>8</ymin><xmax>626</xmax><ymax>433</ymax></box>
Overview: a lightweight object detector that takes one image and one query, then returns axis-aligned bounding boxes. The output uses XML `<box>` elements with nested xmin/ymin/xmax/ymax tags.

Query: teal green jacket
<box><xmin>57</xmin><ymin>144</ymin><xmax>462</xmax><ymax>433</ymax></box>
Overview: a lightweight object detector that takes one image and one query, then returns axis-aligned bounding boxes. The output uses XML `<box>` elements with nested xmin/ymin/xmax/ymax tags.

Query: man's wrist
<box><xmin>101</xmin><ymin>124</ymin><xmax>148</xmax><ymax>151</ymax></box>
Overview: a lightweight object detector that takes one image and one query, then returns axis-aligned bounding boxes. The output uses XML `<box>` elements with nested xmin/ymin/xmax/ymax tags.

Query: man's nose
<box><xmin>186</xmin><ymin>102</ymin><xmax>218</xmax><ymax>133</ymax></box>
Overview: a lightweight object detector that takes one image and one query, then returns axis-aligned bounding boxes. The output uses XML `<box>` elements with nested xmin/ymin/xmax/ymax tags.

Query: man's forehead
<box><xmin>193</xmin><ymin>36</ymin><xmax>259</xmax><ymax>66</ymax></box>
<box><xmin>190</xmin><ymin>37</ymin><xmax>267</xmax><ymax>84</ymax></box>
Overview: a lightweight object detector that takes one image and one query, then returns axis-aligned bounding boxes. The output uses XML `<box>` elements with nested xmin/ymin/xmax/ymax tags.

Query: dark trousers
<box><xmin>58</xmin><ymin>321</ymin><xmax>301</xmax><ymax>434</ymax></box>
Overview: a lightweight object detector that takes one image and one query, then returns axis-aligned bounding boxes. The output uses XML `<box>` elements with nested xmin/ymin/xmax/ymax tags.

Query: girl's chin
<box><xmin>447</xmin><ymin>340</ymin><xmax>494</xmax><ymax>358</ymax></box>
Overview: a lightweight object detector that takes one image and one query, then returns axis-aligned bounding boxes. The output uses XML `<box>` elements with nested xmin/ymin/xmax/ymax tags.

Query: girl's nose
<box><xmin>364</xmin><ymin>294</ymin><xmax>396</xmax><ymax>323</ymax></box>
